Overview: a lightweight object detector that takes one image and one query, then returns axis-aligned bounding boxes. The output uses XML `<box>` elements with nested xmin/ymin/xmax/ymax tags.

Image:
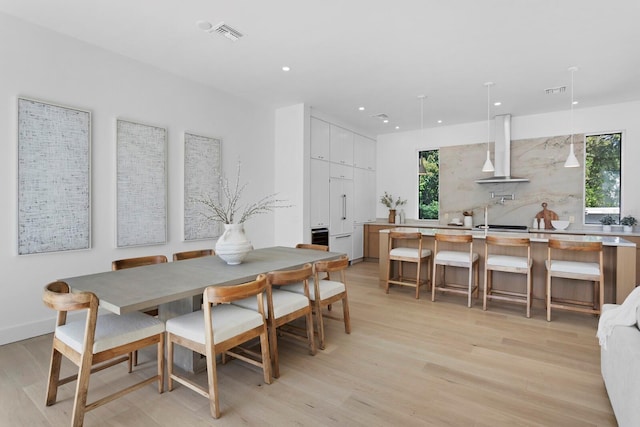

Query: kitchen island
<box><xmin>379</xmin><ymin>228</ymin><xmax>636</xmax><ymax>305</ymax></box>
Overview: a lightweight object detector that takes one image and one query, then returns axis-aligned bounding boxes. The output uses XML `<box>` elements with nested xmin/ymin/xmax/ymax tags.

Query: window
<box><xmin>418</xmin><ymin>149</ymin><xmax>439</xmax><ymax>220</ymax></box>
<box><xmin>584</xmin><ymin>132</ymin><xmax>621</xmax><ymax>224</ymax></box>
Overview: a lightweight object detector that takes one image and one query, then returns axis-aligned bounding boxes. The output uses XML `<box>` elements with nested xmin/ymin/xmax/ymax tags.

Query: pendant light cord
<box><xmin>570</xmin><ymin>68</ymin><xmax>575</xmax><ymax>146</ymax></box>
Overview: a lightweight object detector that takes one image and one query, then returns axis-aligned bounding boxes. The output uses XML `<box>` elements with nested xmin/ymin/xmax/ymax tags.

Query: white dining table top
<box><xmin>61</xmin><ymin>246</ymin><xmax>342</xmax><ymax>315</ymax></box>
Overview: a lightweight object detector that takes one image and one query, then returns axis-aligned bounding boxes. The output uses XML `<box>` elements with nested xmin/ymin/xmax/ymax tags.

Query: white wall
<box><xmin>0</xmin><ymin>14</ymin><xmax>276</xmax><ymax>345</ymax></box>
<box><xmin>274</xmin><ymin>103</ymin><xmax>309</xmax><ymax>245</ymax></box>
<box><xmin>377</xmin><ymin>101</ymin><xmax>640</xmax><ymax>221</ymax></box>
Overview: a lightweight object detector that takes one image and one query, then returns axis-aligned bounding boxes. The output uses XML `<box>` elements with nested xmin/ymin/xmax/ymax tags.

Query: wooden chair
<box><xmin>483</xmin><ymin>235</ymin><xmax>533</xmax><ymax>317</ymax></box>
<box><xmin>432</xmin><ymin>233</ymin><xmax>480</xmax><ymax>307</ymax></box>
<box><xmin>296</xmin><ymin>243</ymin><xmax>329</xmax><ymax>251</ymax></box>
<box><xmin>545</xmin><ymin>238</ymin><xmax>604</xmax><ymax>321</ymax></box>
<box><xmin>111</xmin><ymin>254</ymin><xmax>167</xmax><ymax>365</ymax></box>
<box><xmin>386</xmin><ymin>231</ymin><xmax>432</xmax><ymax>299</ymax></box>
<box><xmin>111</xmin><ymin>255</ymin><xmax>168</xmax><ymax>271</ymax></box>
<box><xmin>284</xmin><ymin>255</ymin><xmax>351</xmax><ymax>349</ymax></box>
<box><xmin>172</xmin><ymin>249</ymin><xmax>215</xmax><ymax>261</ymax></box>
<box><xmin>165</xmin><ymin>275</ymin><xmax>272</xmax><ymax>419</ymax></box>
<box><xmin>233</xmin><ymin>264</ymin><xmax>316</xmax><ymax>378</ymax></box>
<box><xmin>42</xmin><ymin>281</ymin><xmax>164</xmax><ymax>427</ymax></box>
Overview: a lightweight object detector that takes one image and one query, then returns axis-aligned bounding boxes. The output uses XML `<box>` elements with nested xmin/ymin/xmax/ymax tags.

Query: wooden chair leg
<box><xmin>259</xmin><ymin>329</ymin><xmax>272</xmax><ymax>385</ymax></box>
<box><xmin>71</xmin><ymin>352</ymin><xmax>93</xmax><ymax>427</ymax></box>
<box><xmin>306</xmin><ymin>310</ymin><xmax>317</xmax><ymax>355</ymax></box>
<box><xmin>157</xmin><ymin>334</ymin><xmax>165</xmax><ymax>393</ymax></box>
<box><xmin>269</xmin><ymin>320</ymin><xmax>280</xmax><ymax>378</ymax></box>
<box><xmin>206</xmin><ymin>347</ymin><xmax>220</xmax><ymax>419</ymax></box>
<box><xmin>342</xmin><ymin>296</ymin><xmax>351</xmax><ymax>334</ymax></box>
<box><xmin>315</xmin><ymin>302</ymin><xmax>326</xmax><ymax>350</ymax></box>
<box><xmin>167</xmin><ymin>335</ymin><xmax>174</xmax><ymax>391</ymax></box>
<box><xmin>45</xmin><ymin>348</ymin><xmax>63</xmax><ymax>406</ymax></box>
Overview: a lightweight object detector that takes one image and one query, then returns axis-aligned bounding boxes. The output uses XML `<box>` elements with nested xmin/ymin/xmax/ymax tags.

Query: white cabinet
<box><xmin>329</xmin><ymin>178</ymin><xmax>353</xmax><ymax>236</ymax></box>
<box><xmin>330</xmin><ymin>125</ymin><xmax>354</xmax><ymax>166</ymax></box>
<box><xmin>330</xmin><ymin>162</ymin><xmax>353</xmax><ymax>180</ymax></box>
<box><xmin>354</xmin><ymin>134</ymin><xmax>376</xmax><ymax>171</ymax></box>
<box><xmin>330</xmin><ymin>234</ymin><xmax>353</xmax><ymax>261</ymax></box>
<box><xmin>354</xmin><ymin>168</ymin><xmax>376</xmax><ymax>223</ymax></box>
<box><xmin>352</xmin><ymin>224</ymin><xmax>364</xmax><ymax>261</ymax></box>
<box><xmin>310</xmin><ymin>159</ymin><xmax>330</xmax><ymax>228</ymax></box>
<box><xmin>310</xmin><ymin>117</ymin><xmax>330</xmax><ymax>161</ymax></box>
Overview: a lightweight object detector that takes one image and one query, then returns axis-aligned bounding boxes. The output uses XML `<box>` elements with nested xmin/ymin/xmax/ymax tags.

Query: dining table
<box><xmin>61</xmin><ymin>246</ymin><xmax>343</xmax><ymax>371</ymax></box>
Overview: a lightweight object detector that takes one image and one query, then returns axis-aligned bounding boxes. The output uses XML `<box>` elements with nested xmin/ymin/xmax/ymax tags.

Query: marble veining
<box><xmin>440</xmin><ymin>134</ymin><xmax>584</xmax><ymax>228</ymax></box>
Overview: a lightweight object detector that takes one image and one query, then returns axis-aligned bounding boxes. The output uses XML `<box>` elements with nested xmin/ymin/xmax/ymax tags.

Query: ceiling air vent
<box><xmin>212</xmin><ymin>22</ymin><xmax>243</xmax><ymax>41</ymax></box>
<box><xmin>544</xmin><ymin>86</ymin><xmax>566</xmax><ymax>95</ymax></box>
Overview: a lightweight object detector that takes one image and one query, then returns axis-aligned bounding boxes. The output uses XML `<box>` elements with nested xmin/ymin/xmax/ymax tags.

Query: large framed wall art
<box><xmin>17</xmin><ymin>97</ymin><xmax>91</xmax><ymax>255</ymax></box>
<box><xmin>116</xmin><ymin>119</ymin><xmax>167</xmax><ymax>247</ymax></box>
<box><xmin>183</xmin><ymin>132</ymin><xmax>221</xmax><ymax>240</ymax></box>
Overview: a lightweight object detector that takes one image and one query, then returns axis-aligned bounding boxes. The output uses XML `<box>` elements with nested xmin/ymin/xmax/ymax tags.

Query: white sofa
<box><xmin>600</xmin><ymin>304</ymin><xmax>640</xmax><ymax>426</ymax></box>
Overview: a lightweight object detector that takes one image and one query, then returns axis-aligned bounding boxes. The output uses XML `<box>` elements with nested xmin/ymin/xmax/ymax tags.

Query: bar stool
<box><xmin>483</xmin><ymin>235</ymin><xmax>533</xmax><ymax>317</ymax></box>
<box><xmin>545</xmin><ymin>238</ymin><xmax>604</xmax><ymax>321</ymax></box>
<box><xmin>432</xmin><ymin>233</ymin><xmax>479</xmax><ymax>307</ymax></box>
<box><xmin>386</xmin><ymin>231</ymin><xmax>432</xmax><ymax>299</ymax></box>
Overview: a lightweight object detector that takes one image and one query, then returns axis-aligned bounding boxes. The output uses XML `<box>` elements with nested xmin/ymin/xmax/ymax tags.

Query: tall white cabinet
<box><xmin>309</xmin><ymin>116</ymin><xmax>376</xmax><ymax>261</ymax></box>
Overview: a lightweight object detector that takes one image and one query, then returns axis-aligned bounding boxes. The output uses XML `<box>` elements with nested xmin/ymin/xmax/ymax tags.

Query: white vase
<box><xmin>602</xmin><ymin>225</ymin><xmax>612</xmax><ymax>232</ymax></box>
<box><xmin>624</xmin><ymin>225</ymin><xmax>633</xmax><ymax>233</ymax></box>
<box><xmin>215</xmin><ymin>223</ymin><xmax>253</xmax><ymax>265</ymax></box>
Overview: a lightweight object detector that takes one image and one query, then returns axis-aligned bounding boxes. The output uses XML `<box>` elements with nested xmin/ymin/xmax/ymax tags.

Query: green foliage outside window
<box><xmin>418</xmin><ymin>150</ymin><xmax>439</xmax><ymax>219</ymax></box>
<box><xmin>585</xmin><ymin>133</ymin><xmax>621</xmax><ymax>223</ymax></box>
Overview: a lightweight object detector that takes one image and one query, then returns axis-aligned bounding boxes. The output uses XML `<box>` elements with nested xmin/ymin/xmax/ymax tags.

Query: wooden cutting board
<box><xmin>535</xmin><ymin>202</ymin><xmax>558</xmax><ymax>229</ymax></box>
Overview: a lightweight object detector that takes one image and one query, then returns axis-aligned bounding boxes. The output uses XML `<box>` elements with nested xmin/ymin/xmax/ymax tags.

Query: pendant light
<box><xmin>564</xmin><ymin>66</ymin><xmax>580</xmax><ymax>168</ymax></box>
<box><xmin>482</xmin><ymin>82</ymin><xmax>495</xmax><ymax>172</ymax></box>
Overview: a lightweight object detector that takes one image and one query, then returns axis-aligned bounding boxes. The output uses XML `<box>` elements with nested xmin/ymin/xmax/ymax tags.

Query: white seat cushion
<box><xmin>55</xmin><ymin>311</ymin><xmax>165</xmax><ymax>354</ymax></box>
<box><xmin>285</xmin><ymin>278</ymin><xmax>345</xmax><ymax>302</ymax></box>
<box><xmin>435</xmin><ymin>250</ymin><xmax>479</xmax><ymax>265</ymax></box>
<box><xmin>165</xmin><ymin>304</ymin><xmax>263</xmax><ymax>345</ymax></box>
<box><xmin>487</xmin><ymin>255</ymin><xmax>531</xmax><ymax>269</ymax></box>
<box><xmin>545</xmin><ymin>259</ymin><xmax>601</xmax><ymax>276</ymax></box>
<box><xmin>389</xmin><ymin>247</ymin><xmax>432</xmax><ymax>259</ymax></box>
<box><xmin>232</xmin><ymin>290</ymin><xmax>309</xmax><ymax>319</ymax></box>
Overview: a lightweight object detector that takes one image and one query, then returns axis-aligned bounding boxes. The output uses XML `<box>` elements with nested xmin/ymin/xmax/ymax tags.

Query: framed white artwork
<box><xmin>17</xmin><ymin>97</ymin><xmax>91</xmax><ymax>255</ymax></box>
<box><xmin>183</xmin><ymin>132</ymin><xmax>222</xmax><ymax>240</ymax></box>
<box><xmin>116</xmin><ymin>119</ymin><xmax>167</xmax><ymax>247</ymax></box>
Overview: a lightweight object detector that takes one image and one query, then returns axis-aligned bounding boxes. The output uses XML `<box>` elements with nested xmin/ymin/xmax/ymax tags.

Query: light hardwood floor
<box><xmin>0</xmin><ymin>261</ymin><xmax>615</xmax><ymax>426</ymax></box>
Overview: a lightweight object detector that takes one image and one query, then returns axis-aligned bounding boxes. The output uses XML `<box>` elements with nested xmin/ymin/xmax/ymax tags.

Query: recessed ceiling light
<box><xmin>383</xmin><ymin>119</ymin><xmax>389</xmax><ymax>123</ymax></box>
<box><xmin>437</xmin><ymin>120</ymin><xmax>443</xmax><ymax>124</ymax></box>
<box><xmin>196</xmin><ymin>20</ymin><xmax>213</xmax><ymax>31</ymax></box>
<box><xmin>282</xmin><ymin>66</ymin><xmax>290</xmax><ymax>72</ymax></box>
<box><xmin>494</xmin><ymin>101</ymin><xmax>502</xmax><ymax>106</ymax></box>
<box><xmin>358</xmin><ymin>106</ymin><xmax>365</xmax><ymax>111</ymax></box>
<box><xmin>572</xmin><ymin>100</ymin><xmax>579</xmax><ymax>105</ymax></box>
<box><xmin>395</xmin><ymin>126</ymin><xmax>400</xmax><ymax>130</ymax></box>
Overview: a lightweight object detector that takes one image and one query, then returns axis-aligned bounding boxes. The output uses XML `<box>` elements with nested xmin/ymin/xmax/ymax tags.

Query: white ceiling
<box><xmin>2</xmin><ymin>0</ymin><xmax>639</xmax><ymax>136</ymax></box>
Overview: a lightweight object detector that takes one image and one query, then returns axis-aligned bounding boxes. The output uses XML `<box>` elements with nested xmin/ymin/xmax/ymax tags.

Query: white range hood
<box><xmin>475</xmin><ymin>114</ymin><xmax>529</xmax><ymax>184</ymax></box>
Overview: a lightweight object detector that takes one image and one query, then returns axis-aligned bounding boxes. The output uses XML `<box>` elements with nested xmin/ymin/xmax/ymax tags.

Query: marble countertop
<box><xmin>379</xmin><ymin>227</ymin><xmax>636</xmax><ymax>247</ymax></box>
<box><xmin>367</xmin><ymin>219</ymin><xmax>640</xmax><ymax>238</ymax></box>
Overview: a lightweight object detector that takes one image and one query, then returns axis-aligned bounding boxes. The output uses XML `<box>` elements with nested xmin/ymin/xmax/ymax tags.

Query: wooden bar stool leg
<box><xmin>415</xmin><ymin>259</ymin><xmax>421</xmax><ymax>299</ymax></box>
<box><xmin>546</xmin><ymin>273</ymin><xmax>552</xmax><ymax>322</ymax></box>
<box><xmin>467</xmin><ymin>263</ymin><xmax>473</xmax><ymax>308</ymax></box>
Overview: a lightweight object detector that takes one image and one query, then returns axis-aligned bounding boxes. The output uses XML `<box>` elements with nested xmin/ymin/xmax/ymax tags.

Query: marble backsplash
<box><xmin>439</xmin><ymin>134</ymin><xmax>584</xmax><ymax>228</ymax></box>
